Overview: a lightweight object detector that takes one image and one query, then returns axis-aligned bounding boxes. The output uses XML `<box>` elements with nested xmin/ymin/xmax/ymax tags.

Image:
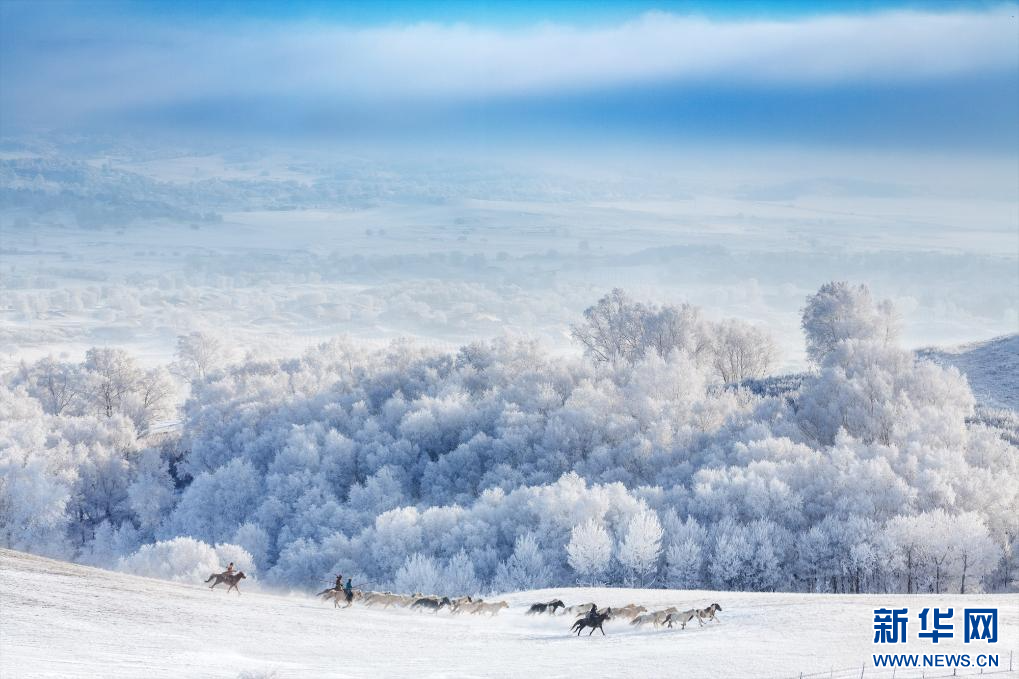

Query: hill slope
<box><xmin>1</xmin><ymin>550</ymin><xmax>1017</xmax><ymax>679</ymax></box>
<box><xmin>919</xmin><ymin>334</ymin><xmax>1019</xmax><ymax>411</ymax></box>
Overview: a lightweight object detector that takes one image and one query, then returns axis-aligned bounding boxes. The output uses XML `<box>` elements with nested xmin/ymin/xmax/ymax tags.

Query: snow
<box><xmin>919</xmin><ymin>335</ymin><xmax>1019</xmax><ymax>411</ymax></box>
<box><xmin>2</xmin><ymin>549</ymin><xmax>1017</xmax><ymax>679</ymax></box>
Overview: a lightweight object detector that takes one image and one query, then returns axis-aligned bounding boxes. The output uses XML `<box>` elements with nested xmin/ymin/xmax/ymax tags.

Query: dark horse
<box><xmin>412</xmin><ymin>596</ymin><xmax>452</xmax><ymax>612</ymax></box>
<box><xmin>526</xmin><ymin>599</ymin><xmax>565</xmax><ymax>615</ymax></box>
<box><xmin>571</xmin><ymin>608</ymin><xmax>612</xmax><ymax>636</ymax></box>
<box><xmin>205</xmin><ymin>571</ymin><xmax>246</xmax><ymax>595</ymax></box>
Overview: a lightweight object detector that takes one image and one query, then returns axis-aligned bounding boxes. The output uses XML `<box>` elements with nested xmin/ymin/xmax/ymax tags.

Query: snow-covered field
<box><xmin>2</xmin><ymin>549</ymin><xmax>1016</xmax><ymax>679</ymax></box>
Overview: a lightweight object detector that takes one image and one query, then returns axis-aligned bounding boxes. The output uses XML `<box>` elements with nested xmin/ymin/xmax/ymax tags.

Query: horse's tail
<box><xmin>316</xmin><ymin>588</ymin><xmax>333</xmax><ymax>598</ymax></box>
<box><xmin>204</xmin><ymin>574</ymin><xmax>216</xmax><ymax>583</ymax></box>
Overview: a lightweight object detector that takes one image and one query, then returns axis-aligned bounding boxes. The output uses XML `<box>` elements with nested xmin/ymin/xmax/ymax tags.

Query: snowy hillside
<box><xmin>919</xmin><ymin>335</ymin><xmax>1019</xmax><ymax>411</ymax></box>
<box><xmin>1</xmin><ymin>549</ymin><xmax>1017</xmax><ymax>679</ymax></box>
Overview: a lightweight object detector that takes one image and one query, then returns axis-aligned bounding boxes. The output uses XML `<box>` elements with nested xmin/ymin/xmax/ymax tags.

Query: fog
<box><xmin>2</xmin><ymin>137</ymin><xmax>1016</xmax><ymax>370</ymax></box>
<box><xmin>1</xmin><ymin>2</ymin><xmax>1016</xmax><ymax>368</ymax></box>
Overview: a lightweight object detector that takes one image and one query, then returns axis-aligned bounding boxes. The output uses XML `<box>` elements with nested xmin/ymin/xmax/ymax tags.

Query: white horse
<box><xmin>630</xmin><ymin>607</ymin><xmax>677</xmax><ymax>628</ymax></box>
<box><xmin>665</xmin><ymin>609</ymin><xmax>698</xmax><ymax>629</ymax></box>
<box><xmin>471</xmin><ymin>601</ymin><xmax>508</xmax><ymax>616</ymax></box>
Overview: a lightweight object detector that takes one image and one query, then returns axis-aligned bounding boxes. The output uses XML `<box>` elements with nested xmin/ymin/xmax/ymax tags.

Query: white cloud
<box><xmin>2</xmin><ymin>6</ymin><xmax>1016</xmax><ymax>125</ymax></box>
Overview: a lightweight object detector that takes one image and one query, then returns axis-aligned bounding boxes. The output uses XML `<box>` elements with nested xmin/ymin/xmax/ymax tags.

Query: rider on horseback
<box><xmin>334</xmin><ymin>573</ymin><xmax>344</xmax><ymax>591</ymax></box>
<box><xmin>223</xmin><ymin>562</ymin><xmax>235</xmax><ymax>576</ymax></box>
<box><xmin>343</xmin><ymin>577</ymin><xmax>354</xmax><ymax>603</ymax></box>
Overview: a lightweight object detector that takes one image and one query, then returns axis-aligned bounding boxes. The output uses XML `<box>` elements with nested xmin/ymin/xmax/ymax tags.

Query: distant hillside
<box><xmin>919</xmin><ymin>334</ymin><xmax>1019</xmax><ymax>411</ymax></box>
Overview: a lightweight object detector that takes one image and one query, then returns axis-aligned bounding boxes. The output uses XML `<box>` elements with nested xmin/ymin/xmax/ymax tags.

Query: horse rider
<box><xmin>344</xmin><ymin>577</ymin><xmax>354</xmax><ymax>604</ymax></box>
<box><xmin>223</xmin><ymin>562</ymin><xmax>235</xmax><ymax>576</ymax></box>
<box><xmin>334</xmin><ymin>573</ymin><xmax>344</xmax><ymax>591</ymax></box>
<box><xmin>583</xmin><ymin>603</ymin><xmax>598</xmax><ymax>624</ymax></box>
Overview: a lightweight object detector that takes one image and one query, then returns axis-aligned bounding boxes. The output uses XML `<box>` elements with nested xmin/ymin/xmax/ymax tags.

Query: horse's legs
<box><xmin>599</xmin><ymin>625</ymin><xmax>605</xmax><ymax>636</ymax></box>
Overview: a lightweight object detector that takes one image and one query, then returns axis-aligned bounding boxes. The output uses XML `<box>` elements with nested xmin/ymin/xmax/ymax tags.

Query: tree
<box><xmin>566</xmin><ymin>519</ymin><xmax>613</xmax><ymax>585</ymax></box>
<box><xmin>444</xmin><ymin>550</ymin><xmax>480</xmax><ymax>596</ymax></box>
<box><xmin>394</xmin><ymin>553</ymin><xmax>443</xmax><ymax>595</ymax></box>
<box><xmin>618</xmin><ymin>508</ymin><xmax>663</xmax><ymax>587</ymax></box>
<box><xmin>79</xmin><ymin>348</ymin><xmax>175</xmax><ymax>433</ymax></box>
<box><xmin>492</xmin><ymin>533</ymin><xmax>553</xmax><ymax>592</ymax></box>
<box><xmin>711</xmin><ymin>319</ymin><xmax>778</xmax><ymax>384</ymax></box>
<box><xmin>82</xmin><ymin>348</ymin><xmax>139</xmax><ymax>419</ymax></box>
<box><xmin>665</xmin><ymin>538</ymin><xmax>703</xmax><ymax>589</ymax></box>
<box><xmin>710</xmin><ymin>517</ymin><xmax>753</xmax><ymax>591</ymax></box>
<box><xmin>19</xmin><ymin>356</ymin><xmax>79</xmax><ymax>415</ymax></box>
<box><xmin>118</xmin><ymin>537</ymin><xmax>253</xmax><ymax>583</ymax></box>
<box><xmin>570</xmin><ymin>289</ymin><xmax>710</xmax><ymax>366</ymax></box>
<box><xmin>797</xmin><ymin>340</ymin><xmax>973</xmax><ymax>448</ymax></box>
<box><xmin>570</xmin><ymin>289</ymin><xmax>646</xmax><ymax>364</ymax></box>
<box><xmin>801</xmin><ymin>282</ymin><xmax>899</xmax><ymax>365</ymax></box>
<box><xmin>172</xmin><ymin>332</ymin><xmax>229</xmax><ymax>386</ymax></box>
<box><xmin>945</xmin><ymin>513</ymin><xmax>999</xmax><ymax>594</ymax></box>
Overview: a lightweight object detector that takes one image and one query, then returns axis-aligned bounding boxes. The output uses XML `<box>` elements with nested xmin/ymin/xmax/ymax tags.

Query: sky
<box><xmin>1</xmin><ymin>0</ymin><xmax>1017</xmax><ymax>153</ymax></box>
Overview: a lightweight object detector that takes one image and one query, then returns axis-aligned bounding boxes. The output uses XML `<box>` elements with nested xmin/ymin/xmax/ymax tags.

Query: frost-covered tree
<box><xmin>81</xmin><ymin>348</ymin><xmax>141</xmax><ymax>419</ymax></box>
<box><xmin>710</xmin><ymin>518</ymin><xmax>753</xmax><ymax>591</ymax></box>
<box><xmin>571</xmin><ymin>289</ymin><xmax>710</xmax><ymax>366</ymax></box>
<box><xmin>566</xmin><ymin>519</ymin><xmax>613</xmax><ymax>585</ymax></box>
<box><xmin>2</xmin><ymin>293</ymin><xmax>1017</xmax><ymax>596</ymax></box>
<box><xmin>950</xmin><ymin>514</ymin><xmax>1000</xmax><ymax>594</ymax></box>
<box><xmin>711</xmin><ymin>319</ymin><xmax>778</xmax><ymax>384</ymax></box>
<box><xmin>801</xmin><ymin>282</ymin><xmax>899</xmax><ymax>365</ymax></box>
<box><xmin>665</xmin><ymin>538</ymin><xmax>703</xmax><ymax>589</ymax></box>
<box><xmin>444</xmin><ymin>550</ymin><xmax>480</xmax><ymax>596</ymax></box>
<box><xmin>493</xmin><ymin>533</ymin><xmax>553</xmax><ymax>593</ymax></box>
<box><xmin>17</xmin><ymin>356</ymin><xmax>79</xmax><ymax>415</ymax></box>
<box><xmin>118</xmin><ymin>537</ymin><xmax>254</xmax><ymax>583</ymax></box>
<box><xmin>393</xmin><ymin>553</ymin><xmax>443</xmax><ymax>595</ymax></box>
<box><xmin>618</xmin><ymin>508</ymin><xmax>663</xmax><ymax>587</ymax></box>
<box><xmin>172</xmin><ymin>332</ymin><xmax>229</xmax><ymax>385</ymax></box>
<box><xmin>797</xmin><ymin>340</ymin><xmax>973</xmax><ymax>448</ymax></box>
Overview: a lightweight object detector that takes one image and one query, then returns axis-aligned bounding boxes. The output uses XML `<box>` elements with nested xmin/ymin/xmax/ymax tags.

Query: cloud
<box><xmin>1</xmin><ymin>5</ymin><xmax>1016</xmax><ymax>130</ymax></box>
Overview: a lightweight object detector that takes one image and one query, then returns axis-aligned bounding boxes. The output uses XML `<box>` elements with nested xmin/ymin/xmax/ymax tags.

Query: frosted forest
<box><xmin>3</xmin><ymin>281</ymin><xmax>1017</xmax><ymax>597</ymax></box>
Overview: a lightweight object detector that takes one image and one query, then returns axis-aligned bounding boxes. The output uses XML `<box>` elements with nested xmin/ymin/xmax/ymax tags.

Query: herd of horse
<box><xmin>525</xmin><ymin>598</ymin><xmax>723</xmax><ymax>636</ymax></box>
<box><xmin>203</xmin><ymin>571</ymin><xmax>722</xmax><ymax>637</ymax></box>
<box><xmin>313</xmin><ymin>589</ymin><xmax>511</xmax><ymax>616</ymax></box>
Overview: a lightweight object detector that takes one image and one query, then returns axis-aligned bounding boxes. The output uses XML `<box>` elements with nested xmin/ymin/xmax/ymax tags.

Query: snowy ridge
<box><xmin>919</xmin><ymin>334</ymin><xmax>1019</xmax><ymax>411</ymax></box>
<box><xmin>1</xmin><ymin>549</ymin><xmax>1017</xmax><ymax>679</ymax></box>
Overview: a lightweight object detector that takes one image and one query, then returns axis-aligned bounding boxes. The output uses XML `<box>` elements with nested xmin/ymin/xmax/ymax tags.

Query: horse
<box><xmin>449</xmin><ymin>596</ymin><xmax>474</xmax><ymax>613</ymax></box>
<box><xmin>471</xmin><ymin>601</ymin><xmax>508</xmax><ymax>616</ymax></box>
<box><xmin>665</xmin><ymin>609</ymin><xmax>698</xmax><ymax>629</ymax></box>
<box><xmin>696</xmin><ymin>603</ymin><xmax>722</xmax><ymax>623</ymax></box>
<box><xmin>365</xmin><ymin>592</ymin><xmax>402</xmax><ymax>609</ymax></box>
<box><xmin>630</xmin><ymin>607</ymin><xmax>676</xmax><ymax>628</ymax></box>
<box><xmin>411</xmin><ymin>596</ymin><xmax>452</xmax><ymax>612</ymax></box>
<box><xmin>204</xmin><ymin>571</ymin><xmax>246</xmax><ymax>595</ymax></box>
<box><xmin>571</xmin><ymin>608</ymin><xmax>612</xmax><ymax>636</ymax></box>
<box><xmin>526</xmin><ymin>599</ymin><xmax>565</xmax><ymax>615</ymax></box>
<box><xmin>564</xmin><ymin>603</ymin><xmax>597</xmax><ymax>617</ymax></box>
<box><xmin>612</xmin><ymin>604</ymin><xmax>647</xmax><ymax>620</ymax></box>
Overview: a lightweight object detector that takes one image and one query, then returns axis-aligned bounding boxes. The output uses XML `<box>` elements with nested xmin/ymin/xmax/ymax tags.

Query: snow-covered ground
<box><xmin>2</xmin><ymin>549</ymin><xmax>1016</xmax><ymax>679</ymax></box>
<box><xmin>920</xmin><ymin>335</ymin><xmax>1019</xmax><ymax>411</ymax></box>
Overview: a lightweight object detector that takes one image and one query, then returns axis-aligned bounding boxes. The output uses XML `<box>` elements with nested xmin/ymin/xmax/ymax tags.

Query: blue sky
<box><xmin>1</xmin><ymin>1</ymin><xmax>1016</xmax><ymax>153</ymax></box>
